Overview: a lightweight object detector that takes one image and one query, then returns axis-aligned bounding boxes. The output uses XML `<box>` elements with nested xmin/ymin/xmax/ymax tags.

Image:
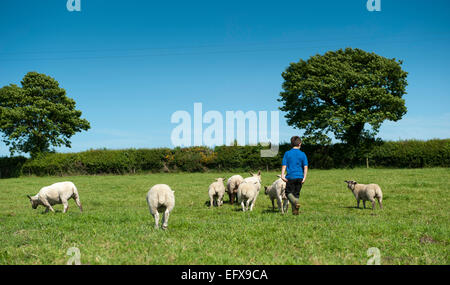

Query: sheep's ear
<box><xmin>26</xmin><ymin>195</ymin><xmax>31</xmax><ymax>200</ymax></box>
<box><xmin>257</xmin><ymin>170</ymin><xmax>261</xmax><ymax>176</ymax></box>
<box><xmin>276</xmin><ymin>175</ymin><xmax>281</xmax><ymax>178</ymax></box>
<box><xmin>249</xmin><ymin>172</ymin><xmax>254</xmax><ymax>176</ymax></box>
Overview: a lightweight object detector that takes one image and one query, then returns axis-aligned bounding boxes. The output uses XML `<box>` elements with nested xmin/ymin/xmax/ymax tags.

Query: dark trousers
<box><xmin>285</xmin><ymin>178</ymin><xmax>303</xmax><ymax>199</ymax></box>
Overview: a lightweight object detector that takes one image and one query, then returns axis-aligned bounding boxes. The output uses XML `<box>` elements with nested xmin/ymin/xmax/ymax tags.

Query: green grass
<box><xmin>0</xmin><ymin>168</ymin><xmax>449</xmax><ymax>265</ymax></box>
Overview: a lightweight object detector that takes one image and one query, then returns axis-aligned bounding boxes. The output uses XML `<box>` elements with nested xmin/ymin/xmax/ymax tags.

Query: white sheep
<box><xmin>209</xmin><ymin>177</ymin><xmax>226</xmax><ymax>208</ymax></box>
<box><xmin>264</xmin><ymin>175</ymin><xmax>288</xmax><ymax>213</ymax></box>
<box><xmin>27</xmin><ymin>181</ymin><xmax>82</xmax><ymax>213</ymax></box>
<box><xmin>243</xmin><ymin>171</ymin><xmax>262</xmax><ymax>185</ymax></box>
<box><xmin>345</xmin><ymin>180</ymin><xmax>383</xmax><ymax>210</ymax></box>
<box><xmin>226</xmin><ymin>175</ymin><xmax>244</xmax><ymax>205</ymax></box>
<box><xmin>237</xmin><ymin>171</ymin><xmax>262</xmax><ymax>211</ymax></box>
<box><xmin>146</xmin><ymin>184</ymin><xmax>175</xmax><ymax>230</ymax></box>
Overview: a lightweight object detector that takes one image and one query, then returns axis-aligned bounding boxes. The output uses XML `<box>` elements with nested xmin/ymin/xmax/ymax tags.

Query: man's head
<box><xmin>290</xmin><ymin>136</ymin><xmax>302</xmax><ymax>148</ymax></box>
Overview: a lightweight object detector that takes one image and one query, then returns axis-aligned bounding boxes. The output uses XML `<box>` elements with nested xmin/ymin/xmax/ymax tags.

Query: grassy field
<box><xmin>0</xmin><ymin>168</ymin><xmax>449</xmax><ymax>265</ymax></box>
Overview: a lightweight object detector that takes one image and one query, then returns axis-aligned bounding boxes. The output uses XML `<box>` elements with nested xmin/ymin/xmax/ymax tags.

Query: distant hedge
<box><xmin>0</xmin><ymin>156</ymin><xmax>27</xmax><ymax>178</ymax></box>
<box><xmin>0</xmin><ymin>139</ymin><xmax>448</xmax><ymax>178</ymax></box>
<box><xmin>369</xmin><ymin>139</ymin><xmax>450</xmax><ymax>168</ymax></box>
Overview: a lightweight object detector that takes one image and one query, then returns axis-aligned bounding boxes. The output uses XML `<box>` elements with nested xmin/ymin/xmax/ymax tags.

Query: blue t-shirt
<box><xmin>282</xmin><ymin>149</ymin><xmax>308</xmax><ymax>179</ymax></box>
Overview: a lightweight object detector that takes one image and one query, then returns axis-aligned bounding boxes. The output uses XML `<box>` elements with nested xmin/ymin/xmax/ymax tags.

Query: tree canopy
<box><xmin>279</xmin><ymin>48</ymin><xmax>408</xmax><ymax>148</ymax></box>
<box><xmin>0</xmin><ymin>72</ymin><xmax>90</xmax><ymax>157</ymax></box>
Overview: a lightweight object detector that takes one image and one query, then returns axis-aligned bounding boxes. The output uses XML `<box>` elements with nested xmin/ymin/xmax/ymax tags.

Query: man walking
<box><xmin>281</xmin><ymin>136</ymin><xmax>308</xmax><ymax>215</ymax></box>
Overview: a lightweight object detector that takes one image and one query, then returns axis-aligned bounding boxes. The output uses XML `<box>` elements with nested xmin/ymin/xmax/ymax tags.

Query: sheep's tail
<box><xmin>375</xmin><ymin>186</ymin><xmax>383</xmax><ymax>209</ymax></box>
<box><xmin>72</xmin><ymin>184</ymin><xmax>79</xmax><ymax>198</ymax></box>
<box><xmin>158</xmin><ymin>193</ymin><xmax>167</xmax><ymax>205</ymax></box>
<box><xmin>375</xmin><ymin>186</ymin><xmax>383</xmax><ymax>199</ymax></box>
<box><xmin>72</xmin><ymin>184</ymin><xmax>83</xmax><ymax>212</ymax></box>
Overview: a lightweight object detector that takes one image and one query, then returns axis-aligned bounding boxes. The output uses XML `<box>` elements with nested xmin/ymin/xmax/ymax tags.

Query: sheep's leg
<box><xmin>363</xmin><ymin>200</ymin><xmax>366</xmax><ymax>209</ymax></box>
<box><xmin>370</xmin><ymin>199</ymin><xmax>376</xmax><ymax>210</ymax></box>
<box><xmin>218</xmin><ymin>194</ymin><xmax>224</xmax><ymax>207</ymax></box>
<box><xmin>378</xmin><ymin>198</ymin><xmax>383</xmax><ymax>209</ymax></box>
<box><xmin>209</xmin><ymin>195</ymin><xmax>214</xmax><ymax>208</ymax></box>
<box><xmin>276</xmin><ymin>197</ymin><xmax>283</xmax><ymax>213</ymax></box>
<box><xmin>241</xmin><ymin>200</ymin><xmax>246</xmax><ymax>212</ymax></box>
<box><xmin>271</xmin><ymin>199</ymin><xmax>275</xmax><ymax>211</ymax></box>
<box><xmin>162</xmin><ymin>210</ymin><xmax>170</xmax><ymax>230</ymax></box>
<box><xmin>153</xmin><ymin>212</ymin><xmax>160</xmax><ymax>229</ymax></box>
<box><xmin>61</xmin><ymin>198</ymin><xmax>69</xmax><ymax>213</ymax></box>
<box><xmin>249</xmin><ymin>199</ymin><xmax>256</xmax><ymax>211</ymax></box>
<box><xmin>356</xmin><ymin>199</ymin><xmax>360</xmax><ymax>209</ymax></box>
<box><xmin>44</xmin><ymin>207</ymin><xmax>49</xmax><ymax>213</ymax></box>
<box><xmin>246</xmin><ymin>199</ymin><xmax>252</xmax><ymax>211</ymax></box>
<box><xmin>233</xmin><ymin>187</ymin><xmax>239</xmax><ymax>204</ymax></box>
<box><xmin>74</xmin><ymin>196</ymin><xmax>83</xmax><ymax>213</ymax></box>
<box><xmin>41</xmin><ymin>198</ymin><xmax>55</xmax><ymax>213</ymax></box>
<box><xmin>283</xmin><ymin>199</ymin><xmax>289</xmax><ymax>213</ymax></box>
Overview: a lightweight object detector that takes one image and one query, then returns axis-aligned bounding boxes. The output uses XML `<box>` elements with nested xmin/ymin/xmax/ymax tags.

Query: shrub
<box><xmin>0</xmin><ymin>156</ymin><xmax>27</xmax><ymax>178</ymax></box>
<box><xmin>1</xmin><ymin>139</ymin><xmax>448</xmax><ymax>178</ymax></box>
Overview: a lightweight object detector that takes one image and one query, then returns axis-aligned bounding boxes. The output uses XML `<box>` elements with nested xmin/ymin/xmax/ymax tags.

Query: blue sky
<box><xmin>0</xmin><ymin>0</ymin><xmax>449</xmax><ymax>156</ymax></box>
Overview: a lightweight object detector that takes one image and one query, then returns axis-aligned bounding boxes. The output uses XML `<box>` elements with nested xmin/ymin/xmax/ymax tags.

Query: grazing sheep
<box><xmin>244</xmin><ymin>171</ymin><xmax>262</xmax><ymax>186</ymax></box>
<box><xmin>237</xmin><ymin>181</ymin><xmax>260</xmax><ymax>212</ymax></box>
<box><xmin>27</xmin><ymin>181</ymin><xmax>82</xmax><ymax>213</ymax></box>
<box><xmin>264</xmin><ymin>175</ymin><xmax>288</xmax><ymax>213</ymax></box>
<box><xmin>209</xmin><ymin>178</ymin><xmax>226</xmax><ymax>208</ymax></box>
<box><xmin>226</xmin><ymin>175</ymin><xmax>244</xmax><ymax>205</ymax></box>
<box><xmin>238</xmin><ymin>171</ymin><xmax>262</xmax><ymax>211</ymax></box>
<box><xmin>146</xmin><ymin>184</ymin><xmax>175</xmax><ymax>230</ymax></box>
<box><xmin>345</xmin><ymin>180</ymin><xmax>383</xmax><ymax>210</ymax></box>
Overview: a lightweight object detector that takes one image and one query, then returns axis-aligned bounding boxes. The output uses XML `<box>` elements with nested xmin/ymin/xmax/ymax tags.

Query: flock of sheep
<box><xmin>26</xmin><ymin>172</ymin><xmax>383</xmax><ymax>230</ymax></box>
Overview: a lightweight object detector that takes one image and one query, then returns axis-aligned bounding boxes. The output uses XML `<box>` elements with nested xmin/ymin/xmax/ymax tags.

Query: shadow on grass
<box><xmin>261</xmin><ymin>208</ymin><xmax>279</xmax><ymax>214</ymax></box>
<box><xmin>40</xmin><ymin>209</ymin><xmax>63</xmax><ymax>214</ymax></box>
<box><xmin>341</xmin><ymin>206</ymin><xmax>364</xmax><ymax>209</ymax></box>
<box><xmin>204</xmin><ymin>198</ymin><xmax>238</xmax><ymax>207</ymax></box>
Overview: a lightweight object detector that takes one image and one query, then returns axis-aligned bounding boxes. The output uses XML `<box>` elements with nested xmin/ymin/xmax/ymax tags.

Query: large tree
<box><xmin>279</xmin><ymin>48</ymin><xmax>408</xmax><ymax>148</ymax></box>
<box><xmin>0</xmin><ymin>72</ymin><xmax>90</xmax><ymax>157</ymax></box>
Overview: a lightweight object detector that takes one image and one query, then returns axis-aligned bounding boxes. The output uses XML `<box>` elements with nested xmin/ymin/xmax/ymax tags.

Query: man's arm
<box><xmin>281</xmin><ymin>165</ymin><xmax>288</xmax><ymax>182</ymax></box>
<box><xmin>302</xmin><ymin>166</ymin><xmax>308</xmax><ymax>184</ymax></box>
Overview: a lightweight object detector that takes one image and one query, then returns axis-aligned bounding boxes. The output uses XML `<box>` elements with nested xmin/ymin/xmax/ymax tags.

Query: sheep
<box><xmin>27</xmin><ymin>181</ymin><xmax>82</xmax><ymax>213</ymax></box>
<box><xmin>237</xmin><ymin>171</ymin><xmax>262</xmax><ymax>211</ymax></box>
<box><xmin>146</xmin><ymin>184</ymin><xmax>175</xmax><ymax>230</ymax></box>
<box><xmin>226</xmin><ymin>175</ymin><xmax>244</xmax><ymax>205</ymax></box>
<box><xmin>264</xmin><ymin>175</ymin><xmax>288</xmax><ymax>213</ymax></box>
<box><xmin>345</xmin><ymin>180</ymin><xmax>383</xmax><ymax>210</ymax></box>
<box><xmin>237</xmin><ymin>181</ymin><xmax>261</xmax><ymax>212</ymax></box>
<box><xmin>243</xmin><ymin>171</ymin><xmax>262</xmax><ymax>185</ymax></box>
<box><xmin>208</xmin><ymin>178</ymin><xmax>226</xmax><ymax>208</ymax></box>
